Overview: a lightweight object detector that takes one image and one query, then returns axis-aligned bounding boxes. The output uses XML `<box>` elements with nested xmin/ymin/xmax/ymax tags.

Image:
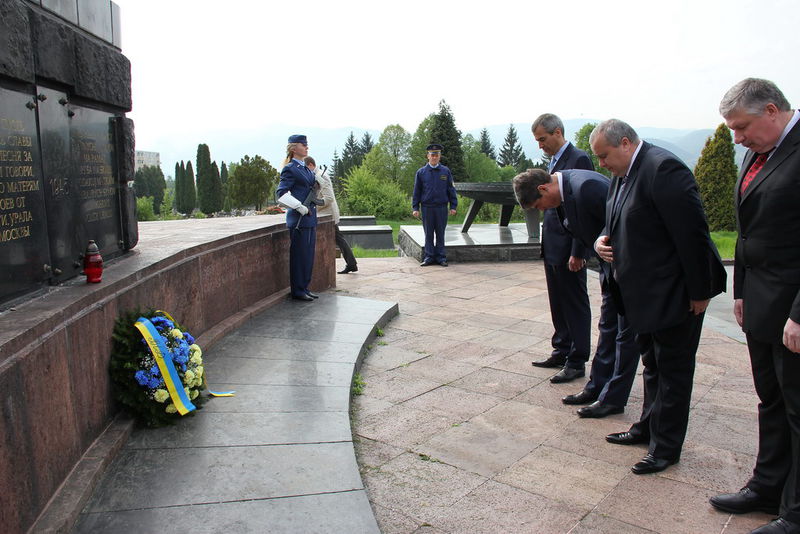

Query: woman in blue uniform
<box><xmin>276</xmin><ymin>134</ymin><xmax>318</xmax><ymax>301</ymax></box>
<box><xmin>412</xmin><ymin>143</ymin><xmax>458</xmax><ymax>266</ymax></box>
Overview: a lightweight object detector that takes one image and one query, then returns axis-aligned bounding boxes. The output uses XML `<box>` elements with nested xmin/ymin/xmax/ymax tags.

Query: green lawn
<box><xmin>710</xmin><ymin>231</ymin><xmax>737</xmax><ymax>260</ymax></box>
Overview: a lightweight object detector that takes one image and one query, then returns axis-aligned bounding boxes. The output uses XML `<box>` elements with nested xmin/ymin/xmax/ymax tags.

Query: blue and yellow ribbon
<box><xmin>154</xmin><ymin>311</ymin><xmax>235</xmax><ymax>398</ymax></box>
<box><xmin>135</xmin><ymin>317</ymin><xmax>196</xmax><ymax>415</ymax></box>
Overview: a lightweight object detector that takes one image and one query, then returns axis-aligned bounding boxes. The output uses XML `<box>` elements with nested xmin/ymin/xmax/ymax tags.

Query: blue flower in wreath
<box><xmin>151</xmin><ymin>316</ymin><xmax>174</xmax><ymax>331</ymax></box>
<box><xmin>135</xmin><ymin>370</ymin><xmax>149</xmax><ymax>386</ymax></box>
<box><xmin>150</xmin><ymin>365</ymin><xmax>160</xmax><ymax>377</ymax></box>
<box><xmin>184</xmin><ymin>332</ymin><xmax>195</xmax><ymax>345</ymax></box>
<box><xmin>148</xmin><ymin>376</ymin><xmax>162</xmax><ymax>389</ymax></box>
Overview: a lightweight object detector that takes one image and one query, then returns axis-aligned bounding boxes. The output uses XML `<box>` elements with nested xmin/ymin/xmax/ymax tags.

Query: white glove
<box><xmin>277</xmin><ymin>192</ymin><xmax>308</xmax><ymax>215</ymax></box>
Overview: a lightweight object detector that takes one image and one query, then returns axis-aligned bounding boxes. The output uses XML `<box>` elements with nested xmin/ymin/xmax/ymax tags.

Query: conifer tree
<box><xmin>209</xmin><ymin>161</ymin><xmax>223</xmax><ymax>213</ymax></box>
<box><xmin>195</xmin><ymin>144</ymin><xmax>215</xmax><ymax>214</ymax></box>
<box><xmin>497</xmin><ymin>124</ymin><xmax>524</xmax><ymax>168</ymax></box>
<box><xmin>184</xmin><ymin>161</ymin><xmax>196</xmax><ymax>214</ymax></box>
<box><xmin>479</xmin><ymin>128</ymin><xmax>497</xmax><ymax>161</ymax></box>
<box><xmin>429</xmin><ymin>100</ymin><xmax>465</xmax><ymax>180</ymax></box>
<box><xmin>694</xmin><ymin>123</ymin><xmax>738</xmax><ymax>231</ymax></box>
<box><xmin>340</xmin><ymin>132</ymin><xmax>361</xmax><ymax>179</ymax></box>
<box><xmin>221</xmin><ymin>162</ymin><xmax>231</xmax><ymax>212</ymax></box>
<box><xmin>358</xmin><ymin>132</ymin><xmax>374</xmax><ymax>159</ymax></box>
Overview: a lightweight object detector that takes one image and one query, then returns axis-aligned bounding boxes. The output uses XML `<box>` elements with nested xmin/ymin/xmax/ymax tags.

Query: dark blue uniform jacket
<box><xmin>412</xmin><ymin>164</ymin><xmax>458</xmax><ymax>211</ymax></box>
<box><xmin>276</xmin><ymin>159</ymin><xmax>317</xmax><ymax>229</ymax></box>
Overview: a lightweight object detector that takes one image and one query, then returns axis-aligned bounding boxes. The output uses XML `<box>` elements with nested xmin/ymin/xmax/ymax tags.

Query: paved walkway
<box><xmin>74</xmin><ymin>294</ymin><xmax>397</xmax><ymax>533</ymax></box>
<box><xmin>73</xmin><ymin>251</ymin><xmax>764</xmax><ymax>534</ymax></box>
<box><xmin>338</xmin><ymin>258</ymin><xmax>768</xmax><ymax>534</ymax></box>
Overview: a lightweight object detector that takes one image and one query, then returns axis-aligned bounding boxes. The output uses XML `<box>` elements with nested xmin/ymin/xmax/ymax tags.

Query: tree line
<box><xmin>135</xmin><ymin>100</ymin><xmax>738</xmax><ymax>231</ymax></box>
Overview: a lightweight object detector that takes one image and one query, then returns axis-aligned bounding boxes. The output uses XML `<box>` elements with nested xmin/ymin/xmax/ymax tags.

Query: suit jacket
<box><xmin>559</xmin><ymin>169</ymin><xmax>610</xmax><ymax>261</ymax></box>
<box><xmin>604</xmin><ymin>142</ymin><xmax>726</xmax><ymax>334</ymax></box>
<box><xmin>542</xmin><ymin>143</ymin><xmax>594</xmax><ymax>265</ymax></box>
<box><xmin>735</xmin><ymin>118</ymin><xmax>800</xmax><ymax>342</ymax></box>
<box><xmin>276</xmin><ymin>160</ymin><xmax>317</xmax><ymax>229</ymax></box>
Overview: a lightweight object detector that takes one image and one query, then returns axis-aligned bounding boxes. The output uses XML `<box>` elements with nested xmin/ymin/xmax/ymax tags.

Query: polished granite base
<box><xmin>399</xmin><ymin>223</ymin><xmax>541</xmax><ymax>262</ymax></box>
<box><xmin>73</xmin><ymin>294</ymin><xmax>397</xmax><ymax>533</ymax></box>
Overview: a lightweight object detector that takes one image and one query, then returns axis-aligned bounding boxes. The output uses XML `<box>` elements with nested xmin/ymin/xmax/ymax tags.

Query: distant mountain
<box><xmin>145</xmin><ymin>120</ymin><xmax>744</xmax><ymax>178</ymax></box>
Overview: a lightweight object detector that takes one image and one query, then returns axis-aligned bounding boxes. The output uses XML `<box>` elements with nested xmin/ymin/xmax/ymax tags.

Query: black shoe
<box><xmin>577</xmin><ymin>401</ymin><xmax>624</xmax><ymax>418</ymax></box>
<box><xmin>306</xmin><ymin>292</ymin><xmax>319</xmax><ymax>299</ymax></box>
<box><xmin>710</xmin><ymin>487</ymin><xmax>780</xmax><ymax>516</ymax></box>
<box><xmin>292</xmin><ymin>294</ymin><xmax>314</xmax><ymax>301</ymax></box>
<box><xmin>550</xmin><ymin>366</ymin><xmax>585</xmax><ymax>383</ymax></box>
<box><xmin>532</xmin><ymin>355</ymin><xmax>567</xmax><ymax>368</ymax></box>
<box><xmin>420</xmin><ymin>259</ymin><xmax>435</xmax><ymax>267</ymax></box>
<box><xmin>749</xmin><ymin>518</ymin><xmax>800</xmax><ymax>534</ymax></box>
<box><xmin>562</xmin><ymin>390</ymin><xmax>598</xmax><ymax>405</ymax></box>
<box><xmin>338</xmin><ymin>265</ymin><xmax>358</xmax><ymax>274</ymax></box>
<box><xmin>606</xmin><ymin>431</ymin><xmax>648</xmax><ymax>445</ymax></box>
<box><xmin>439</xmin><ymin>260</ymin><xmax>448</xmax><ymax>267</ymax></box>
<box><xmin>631</xmin><ymin>453</ymin><xmax>678</xmax><ymax>474</ymax></box>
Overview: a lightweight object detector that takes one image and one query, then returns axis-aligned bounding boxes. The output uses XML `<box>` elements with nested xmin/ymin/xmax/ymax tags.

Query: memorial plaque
<box><xmin>39</xmin><ymin>86</ymin><xmax>81</xmax><ymax>282</ymax></box>
<box><xmin>0</xmin><ymin>86</ymin><xmax>51</xmax><ymax>303</ymax></box>
<box><xmin>69</xmin><ymin>105</ymin><xmax>123</xmax><ymax>261</ymax></box>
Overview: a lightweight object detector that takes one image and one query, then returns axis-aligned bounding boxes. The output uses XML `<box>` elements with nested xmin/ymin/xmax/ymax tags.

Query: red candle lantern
<box><xmin>83</xmin><ymin>240</ymin><xmax>103</xmax><ymax>283</ymax></box>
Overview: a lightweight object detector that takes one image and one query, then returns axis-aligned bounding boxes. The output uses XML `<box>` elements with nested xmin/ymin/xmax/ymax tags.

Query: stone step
<box><xmin>339</xmin><ymin>215</ymin><xmax>376</xmax><ymax>226</ymax></box>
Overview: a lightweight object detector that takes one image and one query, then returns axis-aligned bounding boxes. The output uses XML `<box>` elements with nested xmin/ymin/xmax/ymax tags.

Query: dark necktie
<box><xmin>613</xmin><ymin>176</ymin><xmax>628</xmax><ymax>215</ymax></box>
<box><xmin>740</xmin><ymin>152</ymin><xmax>769</xmax><ymax>194</ymax></box>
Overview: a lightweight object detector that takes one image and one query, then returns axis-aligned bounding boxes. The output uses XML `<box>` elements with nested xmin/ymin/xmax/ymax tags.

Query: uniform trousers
<box><xmin>289</xmin><ymin>226</ymin><xmax>316</xmax><ymax>297</ymax></box>
<box><xmin>421</xmin><ymin>204</ymin><xmax>448</xmax><ymax>263</ymax></box>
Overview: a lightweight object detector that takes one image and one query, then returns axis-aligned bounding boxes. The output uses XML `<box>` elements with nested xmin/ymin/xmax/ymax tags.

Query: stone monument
<box><xmin>0</xmin><ymin>0</ymin><xmax>136</xmax><ymax>308</ymax></box>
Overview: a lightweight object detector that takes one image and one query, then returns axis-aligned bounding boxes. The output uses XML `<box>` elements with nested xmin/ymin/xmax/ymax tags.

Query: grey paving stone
<box><xmin>198</xmin><ymin>384</ymin><xmax>350</xmax><ymax>413</ymax></box>
<box><xmin>124</xmin><ymin>411</ymin><xmax>352</xmax><ymax>448</ymax></box>
<box><xmin>75</xmin><ymin>490</ymin><xmax>379</xmax><ymax>533</ymax></box>
<box><xmin>207</xmin><ymin>335</ymin><xmax>363</xmax><ymax>364</ymax></box>
<box><xmin>84</xmin><ymin>442</ymin><xmax>363</xmax><ymax>513</ymax></box>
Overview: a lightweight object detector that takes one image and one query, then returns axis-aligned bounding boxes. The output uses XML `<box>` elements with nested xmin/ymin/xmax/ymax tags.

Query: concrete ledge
<box><xmin>341</xmin><ymin>225</ymin><xmax>394</xmax><ymax>249</ymax></box>
<box><xmin>399</xmin><ymin>222</ymin><xmax>541</xmax><ymax>262</ymax></box>
<box><xmin>339</xmin><ymin>215</ymin><xmax>376</xmax><ymax>226</ymax></box>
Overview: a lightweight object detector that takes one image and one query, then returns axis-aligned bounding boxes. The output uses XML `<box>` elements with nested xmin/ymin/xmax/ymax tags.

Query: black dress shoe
<box><xmin>306</xmin><ymin>292</ymin><xmax>319</xmax><ymax>299</ymax></box>
<box><xmin>439</xmin><ymin>260</ymin><xmax>449</xmax><ymax>267</ymax></box>
<box><xmin>606</xmin><ymin>431</ymin><xmax>648</xmax><ymax>445</ymax></box>
<box><xmin>562</xmin><ymin>390</ymin><xmax>598</xmax><ymax>405</ymax></box>
<box><xmin>291</xmin><ymin>294</ymin><xmax>314</xmax><ymax>301</ymax></box>
<box><xmin>710</xmin><ymin>487</ymin><xmax>780</xmax><ymax>515</ymax></box>
<box><xmin>338</xmin><ymin>265</ymin><xmax>358</xmax><ymax>274</ymax></box>
<box><xmin>420</xmin><ymin>259</ymin><xmax>435</xmax><ymax>266</ymax></box>
<box><xmin>631</xmin><ymin>453</ymin><xmax>678</xmax><ymax>474</ymax></box>
<box><xmin>532</xmin><ymin>355</ymin><xmax>567</xmax><ymax>368</ymax></box>
<box><xmin>750</xmin><ymin>518</ymin><xmax>800</xmax><ymax>534</ymax></box>
<box><xmin>550</xmin><ymin>366</ymin><xmax>585</xmax><ymax>383</ymax></box>
<box><xmin>577</xmin><ymin>401</ymin><xmax>624</xmax><ymax>418</ymax></box>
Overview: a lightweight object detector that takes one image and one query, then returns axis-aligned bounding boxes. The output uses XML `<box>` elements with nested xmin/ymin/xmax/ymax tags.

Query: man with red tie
<box><xmin>710</xmin><ymin>78</ymin><xmax>800</xmax><ymax>534</ymax></box>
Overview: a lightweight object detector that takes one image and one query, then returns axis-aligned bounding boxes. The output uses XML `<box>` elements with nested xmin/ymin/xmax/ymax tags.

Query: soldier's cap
<box><xmin>288</xmin><ymin>134</ymin><xmax>308</xmax><ymax>145</ymax></box>
<box><xmin>426</xmin><ymin>143</ymin><xmax>443</xmax><ymax>153</ymax></box>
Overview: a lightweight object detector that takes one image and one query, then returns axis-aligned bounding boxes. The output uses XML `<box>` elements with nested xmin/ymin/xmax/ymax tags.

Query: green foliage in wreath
<box><xmin>110</xmin><ymin>309</ymin><xmax>207</xmax><ymax>427</ymax></box>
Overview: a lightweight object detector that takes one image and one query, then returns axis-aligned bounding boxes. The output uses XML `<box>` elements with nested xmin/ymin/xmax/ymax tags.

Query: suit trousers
<box><xmin>629</xmin><ymin>311</ymin><xmax>704</xmax><ymax>460</ymax></box>
<box><xmin>585</xmin><ymin>284</ymin><xmax>639</xmax><ymax>406</ymax></box>
<box><xmin>421</xmin><ymin>204</ymin><xmax>448</xmax><ymax>262</ymax></box>
<box><xmin>334</xmin><ymin>224</ymin><xmax>357</xmax><ymax>269</ymax></box>
<box><xmin>544</xmin><ymin>263</ymin><xmax>590</xmax><ymax>368</ymax></box>
<box><xmin>289</xmin><ymin>226</ymin><xmax>316</xmax><ymax>297</ymax></box>
<box><xmin>745</xmin><ymin>334</ymin><xmax>800</xmax><ymax>523</ymax></box>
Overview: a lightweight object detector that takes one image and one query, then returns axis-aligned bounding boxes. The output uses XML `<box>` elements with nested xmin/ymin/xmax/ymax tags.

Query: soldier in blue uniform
<box><xmin>276</xmin><ymin>134</ymin><xmax>318</xmax><ymax>301</ymax></box>
<box><xmin>412</xmin><ymin>143</ymin><xmax>458</xmax><ymax>266</ymax></box>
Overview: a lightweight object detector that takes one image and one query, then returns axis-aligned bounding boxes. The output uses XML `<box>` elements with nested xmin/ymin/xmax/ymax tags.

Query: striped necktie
<box><xmin>740</xmin><ymin>152</ymin><xmax>769</xmax><ymax>194</ymax></box>
<box><xmin>613</xmin><ymin>176</ymin><xmax>628</xmax><ymax>215</ymax></box>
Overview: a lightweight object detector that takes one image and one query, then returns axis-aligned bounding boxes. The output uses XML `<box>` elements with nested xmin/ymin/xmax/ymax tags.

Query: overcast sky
<box><xmin>114</xmin><ymin>0</ymin><xmax>799</xmax><ymax>168</ymax></box>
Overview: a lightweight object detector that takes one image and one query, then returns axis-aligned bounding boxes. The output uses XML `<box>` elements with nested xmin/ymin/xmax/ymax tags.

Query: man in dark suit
<box><xmin>513</xmin><ymin>168</ymin><xmax>639</xmax><ymax>418</ymax></box>
<box><xmin>530</xmin><ymin>114</ymin><xmax>594</xmax><ymax>384</ymax></box>
<box><xmin>709</xmin><ymin>79</ymin><xmax>800</xmax><ymax>534</ymax></box>
<box><xmin>591</xmin><ymin>119</ymin><xmax>726</xmax><ymax>475</ymax></box>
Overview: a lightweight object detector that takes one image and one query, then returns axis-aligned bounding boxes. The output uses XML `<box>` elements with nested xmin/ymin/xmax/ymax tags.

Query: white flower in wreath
<box><xmin>153</xmin><ymin>389</ymin><xmax>169</xmax><ymax>403</ymax></box>
<box><xmin>165</xmin><ymin>404</ymin><xmax>177</xmax><ymax>414</ymax></box>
